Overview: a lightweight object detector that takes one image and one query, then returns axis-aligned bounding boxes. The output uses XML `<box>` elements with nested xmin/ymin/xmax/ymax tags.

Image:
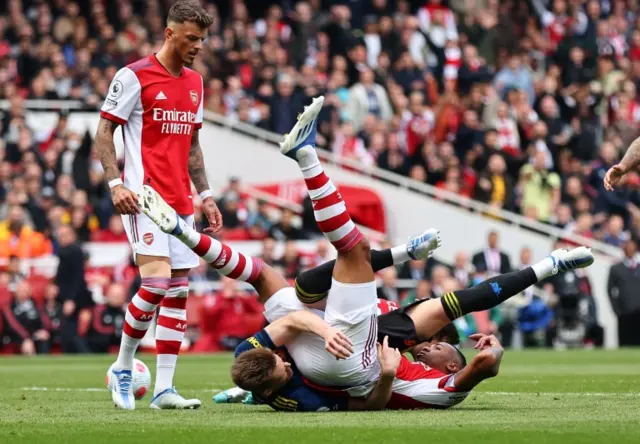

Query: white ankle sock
<box><xmin>531</xmin><ymin>256</ymin><xmax>556</xmax><ymax>281</ymax></box>
<box><xmin>391</xmin><ymin>244</ymin><xmax>410</xmax><ymax>264</ymax></box>
<box><xmin>114</xmin><ymin>335</ymin><xmax>139</xmax><ymax>370</ymax></box>
<box><xmin>154</xmin><ymin>354</ymin><xmax>178</xmax><ymax>395</ymax></box>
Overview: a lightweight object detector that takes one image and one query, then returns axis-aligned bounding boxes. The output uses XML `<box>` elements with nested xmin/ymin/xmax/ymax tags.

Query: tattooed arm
<box><xmin>604</xmin><ymin>136</ymin><xmax>640</xmax><ymax>191</ymax></box>
<box><xmin>188</xmin><ymin>129</ymin><xmax>210</xmax><ymax>194</ymax></box>
<box><xmin>95</xmin><ymin>117</ymin><xmax>138</xmax><ymax>214</ymax></box>
<box><xmin>189</xmin><ymin>129</ymin><xmax>222</xmax><ymax>232</ymax></box>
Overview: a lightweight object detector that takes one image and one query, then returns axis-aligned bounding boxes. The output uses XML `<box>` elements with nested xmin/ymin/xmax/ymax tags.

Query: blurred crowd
<box><xmin>2</xmin><ymin>0</ymin><xmax>640</xmax><ymax>353</ymax></box>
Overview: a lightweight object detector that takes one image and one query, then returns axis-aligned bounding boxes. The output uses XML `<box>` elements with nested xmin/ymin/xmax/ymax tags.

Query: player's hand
<box><xmin>469</xmin><ymin>333</ymin><xmax>501</xmax><ymax>350</ymax></box>
<box><xmin>324</xmin><ymin>327</ymin><xmax>353</xmax><ymax>360</ymax></box>
<box><xmin>111</xmin><ymin>184</ymin><xmax>139</xmax><ymax>214</ymax></box>
<box><xmin>377</xmin><ymin>336</ymin><xmax>401</xmax><ymax>378</ymax></box>
<box><xmin>604</xmin><ymin>164</ymin><xmax>626</xmax><ymax>191</ymax></box>
<box><xmin>202</xmin><ymin>197</ymin><xmax>223</xmax><ymax>234</ymax></box>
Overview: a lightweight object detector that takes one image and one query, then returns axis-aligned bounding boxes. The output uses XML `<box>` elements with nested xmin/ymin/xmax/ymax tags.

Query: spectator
<box><xmin>1</xmin><ymin>281</ymin><xmax>51</xmax><ymax>355</ymax></box>
<box><xmin>430</xmin><ymin>264</ymin><xmax>451</xmax><ymax>298</ymax></box>
<box><xmin>274</xmin><ymin>240</ymin><xmax>303</xmax><ymax>279</ymax></box>
<box><xmin>41</xmin><ymin>283</ymin><xmax>62</xmax><ymax>347</ymax></box>
<box><xmin>91</xmin><ymin>214</ymin><xmax>128</xmax><ymax>242</ymax></box>
<box><xmin>4</xmin><ymin>255</ymin><xmax>26</xmax><ymax>289</ymax></box>
<box><xmin>472</xmin><ymin>230</ymin><xmax>512</xmax><ymax>277</ymax></box>
<box><xmin>474</xmin><ymin>153</ymin><xmax>514</xmax><ymax>212</ymax></box>
<box><xmin>260</xmin><ymin>237</ymin><xmax>278</xmax><ymax>267</ymax></box>
<box><xmin>608</xmin><ymin>239</ymin><xmax>640</xmax><ymax>346</ymax></box>
<box><xmin>601</xmin><ymin>214</ymin><xmax>629</xmax><ymax>248</ymax></box>
<box><xmin>245</xmin><ymin>200</ymin><xmax>273</xmax><ymax>240</ymax></box>
<box><xmin>403</xmin><ymin>279</ymin><xmax>434</xmax><ymax>306</ymax></box>
<box><xmin>518</xmin><ymin>150</ymin><xmax>561</xmax><ymax>223</ymax></box>
<box><xmin>450</xmin><ymin>250</ymin><xmax>473</xmax><ymax>289</ymax></box>
<box><xmin>0</xmin><ymin>205</ymin><xmax>52</xmax><ymax>259</ymax></box>
<box><xmin>494</xmin><ymin>52</ymin><xmax>535</xmax><ymax>105</ymax></box>
<box><xmin>269</xmin><ymin>208</ymin><xmax>307</xmax><ymax>241</ymax></box>
<box><xmin>87</xmin><ymin>283</ymin><xmax>127</xmax><ymax>353</ymax></box>
<box><xmin>346</xmin><ymin>68</ymin><xmax>393</xmax><ymax>132</ymax></box>
<box><xmin>398</xmin><ymin>259</ymin><xmax>427</xmax><ymax>281</ymax></box>
<box><xmin>192</xmin><ymin>278</ymin><xmax>264</xmax><ymax>352</ymax></box>
<box><xmin>377</xmin><ymin>267</ymin><xmax>400</xmax><ymax>303</ymax></box>
<box><xmin>54</xmin><ymin>224</ymin><xmax>92</xmax><ymax>354</ymax></box>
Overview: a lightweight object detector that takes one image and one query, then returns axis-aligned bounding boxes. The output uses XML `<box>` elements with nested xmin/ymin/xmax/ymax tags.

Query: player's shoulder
<box><xmin>126</xmin><ymin>56</ymin><xmax>155</xmax><ymax>74</ymax></box>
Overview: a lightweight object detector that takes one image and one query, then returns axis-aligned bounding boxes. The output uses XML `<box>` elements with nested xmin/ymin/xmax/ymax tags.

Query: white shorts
<box><xmin>122</xmin><ymin>212</ymin><xmax>199</xmax><ymax>270</ymax></box>
<box><xmin>264</xmin><ymin>280</ymin><xmax>380</xmax><ymax>397</ymax></box>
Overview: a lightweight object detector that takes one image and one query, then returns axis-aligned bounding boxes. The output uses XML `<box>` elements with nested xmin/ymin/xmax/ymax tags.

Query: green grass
<box><xmin>1</xmin><ymin>350</ymin><xmax>640</xmax><ymax>444</ymax></box>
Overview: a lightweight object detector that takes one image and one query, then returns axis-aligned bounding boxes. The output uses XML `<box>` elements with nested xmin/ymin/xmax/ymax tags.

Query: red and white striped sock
<box><xmin>296</xmin><ymin>147</ymin><xmax>363</xmax><ymax>252</ymax></box>
<box><xmin>171</xmin><ymin>220</ymin><xmax>263</xmax><ymax>283</ymax></box>
<box><xmin>115</xmin><ymin>277</ymin><xmax>169</xmax><ymax>370</ymax></box>
<box><xmin>154</xmin><ymin>276</ymin><xmax>188</xmax><ymax>395</ymax></box>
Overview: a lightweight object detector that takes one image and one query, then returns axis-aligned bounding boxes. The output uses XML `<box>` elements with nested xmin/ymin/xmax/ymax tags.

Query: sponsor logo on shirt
<box><xmin>153</xmin><ymin>108</ymin><xmax>197</xmax><ymax>135</ymax></box>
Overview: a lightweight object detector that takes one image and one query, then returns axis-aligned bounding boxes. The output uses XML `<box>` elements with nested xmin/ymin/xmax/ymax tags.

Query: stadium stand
<box><xmin>1</xmin><ymin>0</ymin><xmax>639</xmax><ymax>353</ymax></box>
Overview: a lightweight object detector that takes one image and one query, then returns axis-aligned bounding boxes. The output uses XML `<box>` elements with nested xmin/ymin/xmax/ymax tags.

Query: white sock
<box><xmin>296</xmin><ymin>146</ymin><xmax>321</xmax><ymax>171</ymax></box>
<box><xmin>531</xmin><ymin>256</ymin><xmax>556</xmax><ymax>281</ymax></box>
<box><xmin>154</xmin><ymin>354</ymin><xmax>178</xmax><ymax>395</ymax></box>
<box><xmin>391</xmin><ymin>244</ymin><xmax>410</xmax><ymax>264</ymax></box>
<box><xmin>176</xmin><ymin>218</ymin><xmax>201</xmax><ymax>247</ymax></box>
<box><xmin>115</xmin><ymin>335</ymin><xmax>139</xmax><ymax>370</ymax></box>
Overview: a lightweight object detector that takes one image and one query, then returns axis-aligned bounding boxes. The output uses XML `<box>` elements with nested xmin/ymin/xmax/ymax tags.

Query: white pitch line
<box><xmin>484</xmin><ymin>392</ymin><xmax>639</xmax><ymax>397</ymax></box>
<box><xmin>20</xmin><ymin>386</ymin><xmax>222</xmax><ymax>393</ymax></box>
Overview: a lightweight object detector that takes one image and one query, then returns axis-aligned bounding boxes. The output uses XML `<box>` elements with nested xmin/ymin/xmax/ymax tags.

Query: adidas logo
<box><xmin>155</xmin><ymin>91</ymin><xmax>167</xmax><ymax>100</ymax></box>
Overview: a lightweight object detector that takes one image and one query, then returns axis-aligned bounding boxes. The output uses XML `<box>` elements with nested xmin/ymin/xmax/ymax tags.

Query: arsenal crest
<box><xmin>143</xmin><ymin>232</ymin><xmax>154</xmax><ymax>245</ymax></box>
<box><xmin>190</xmin><ymin>90</ymin><xmax>198</xmax><ymax>106</ymax></box>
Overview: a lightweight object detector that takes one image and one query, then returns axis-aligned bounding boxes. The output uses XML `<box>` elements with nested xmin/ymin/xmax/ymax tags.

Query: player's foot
<box><xmin>242</xmin><ymin>392</ymin><xmax>257</xmax><ymax>405</ymax></box>
<box><xmin>548</xmin><ymin>247</ymin><xmax>595</xmax><ymax>275</ymax></box>
<box><xmin>407</xmin><ymin>229</ymin><xmax>442</xmax><ymax>260</ymax></box>
<box><xmin>279</xmin><ymin>96</ymin><xmax>324</xmax><ymax>160</ymax></box>
<box><xmin>213</xmin><ymin>386</ymin><xmax>249</xmax><ymax>404</ymax></box>
<box><xmin>149</xmin><ymin>387</ymin><xmax>202</xmax><ymax>410</ymax></box>
<box><xmin>108</xmin><ymin>367</ymin><xmax>135</xmax><ymax>410</ymax></box>
<box><xmin>138</xmin><ymin>185</ymin><xmax>181</xmax><ymax>235</ymax></box>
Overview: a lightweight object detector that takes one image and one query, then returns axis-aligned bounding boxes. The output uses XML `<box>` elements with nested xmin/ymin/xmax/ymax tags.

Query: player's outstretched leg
<box><xmin>108</xmin><ymin>276</ymin><xmax>170</xmax><ymax>410</ymax></box>
<box><xmin>406</xmin><ymin>247</ymin><xmax>595</xmax><ymax>340</ymax></box>
<box><xmin>295</xmin><ymin>230</ymin><xmax>441</xmax><ymax>306</ymax></box>
<box><xmin>138</xmin><ymin>185</ymin><xmax>264</xmax><ymax>284</ymax></box>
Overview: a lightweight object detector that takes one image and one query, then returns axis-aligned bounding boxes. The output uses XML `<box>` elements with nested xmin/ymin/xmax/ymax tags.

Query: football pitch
<box><xmin>1</xmin><ymin>350</ymin><xmax>639</xmax><ymax>444</ymax></box>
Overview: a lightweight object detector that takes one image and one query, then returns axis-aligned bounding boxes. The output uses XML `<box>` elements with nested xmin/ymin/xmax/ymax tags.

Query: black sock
<box><xmin>295</xmin><ymin>249</ymin><xmax>394</xmax><ymax>303</ymax></box>
<box><xmin>441</xmin><ymin>267</ymin><xmax>537</xmax><ymax>320</ymax></box>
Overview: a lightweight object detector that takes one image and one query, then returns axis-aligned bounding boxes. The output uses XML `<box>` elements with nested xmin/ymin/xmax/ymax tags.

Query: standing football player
<box><xmin>95</xmin><ymin>0</ymin><xmax>222</xmax><ymax>410</ymax></box>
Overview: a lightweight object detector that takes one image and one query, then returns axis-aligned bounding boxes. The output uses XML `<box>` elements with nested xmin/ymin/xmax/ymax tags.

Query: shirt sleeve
<box><xmin>195</xmin><ymin>76</ymin><xmax>204</xmax><ymax>129</ymax></box>
<box><xmin>100</xmin><ymin>67</ymin><xmax>141</xmax><ymax>125</ymax></box>
<box><xmin>234</xmin><ymin>329</ymin><xmax>276</xmax><ymax>357</ymax></box>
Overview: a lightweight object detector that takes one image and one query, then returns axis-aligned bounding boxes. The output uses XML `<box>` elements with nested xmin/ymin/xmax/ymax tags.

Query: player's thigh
<box><xmin>405</xmin><ymin>298</ymin><xmax>450</xmax><ymax>339</ymax></box>
<box><xmin>332</xmin><ymin>239</ymin><xmax>374</xmax><ymax>284</ymax></box>
<box><xmin>262</xmin><ymin>286</ymin><xmax>323</xmax><ymax>323</ymax></box>
<box><xmin>325</xmin><ymin>278</ymin><xmax>378</xmax><ymax>325</ymax></box>
<box><xmin>168</xmin><ymin>214</ymin><xmax>199</xmax><ymax>270</ymax></box>
<box><xmin>123</xmin><ymin>213</ymin><xmax>172</xmax><ymax>277</ymax></box>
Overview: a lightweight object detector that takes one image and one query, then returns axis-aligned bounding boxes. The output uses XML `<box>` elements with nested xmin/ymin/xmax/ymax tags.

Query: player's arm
<box><xmin>97</xmin><ymin>67</ymin><xmax>141</xmax><ymax>214</ymax></box>
<box><xmin>605</xmin><ymin>136</ymin><xmax>640</xmax><ymax>190</ymax></box>
<box><xmin>348</xmin><ymin>336</ymin><xmax>401</xmax><ymax>411</ymax></box>
<box><xmin>264</xmin><ymin>310</ymin><xmax>353</xmax><ymax>359</ymax></box>
<box><xmin>452</xmin><ymin>333</ymin><xmax>503</xmax><ymax>392</ymax></box>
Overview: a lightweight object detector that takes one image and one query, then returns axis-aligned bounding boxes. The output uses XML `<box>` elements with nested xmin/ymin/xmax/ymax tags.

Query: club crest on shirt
<box><xmin>110</xmin><ymin>80</ymin><xmax>123</xmax><ymax>99</ymax></box>
<box><xmin>190</xmin><ymin>90</ymin><xmax>198</xmax><ymax>106</ymax></box>
<box><xmin>143</xmin><ymin>232</ymin><xmax>154</xmax><ymax>245</ymax></box>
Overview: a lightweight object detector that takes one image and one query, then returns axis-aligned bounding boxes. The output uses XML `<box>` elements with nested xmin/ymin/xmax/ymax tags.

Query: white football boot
<box><xmin>279</xmin><ymin>96</ymin><xmax>324</xmax><ymax>158</ymax></box>
<box><xmin>406</xmin><ymin>229</ymin><xmax>442</xmax><ymax>260</ymax></box>
<box><xmin>213</xmin><ymin>386</ymin><xmax>250</xmax><ymax>404</ymax></box>
<box><xmin>547</xmin><ymin>247</ymin><xmax>595</xmax><ymax>275</ymax></box>
<box><xmin>150</xmin><ymin>387</ymin><xmax>202</xmax><ymax>410</ymax></box>
<box><xmin>138</xmin><ymin>184</ymin><xmax>181</xmax><ymax>235</ymax></box>
<box><xmin>108</xmin><ymin>367</ymin><xmax>135</xmax><ymax>410</ymax></box>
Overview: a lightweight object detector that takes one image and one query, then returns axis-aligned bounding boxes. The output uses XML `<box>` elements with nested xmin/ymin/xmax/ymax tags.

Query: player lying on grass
<box><xmin>137</xmin><ymin>96</ymin><xmax>595</xmax><ymax>411</ymax></box>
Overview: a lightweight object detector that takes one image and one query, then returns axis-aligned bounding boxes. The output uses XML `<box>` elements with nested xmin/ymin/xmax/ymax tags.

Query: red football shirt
<box><xmin>100</xmin><ymin>55</ymin><xmax>204</xmax><ymax>215</ymax></box>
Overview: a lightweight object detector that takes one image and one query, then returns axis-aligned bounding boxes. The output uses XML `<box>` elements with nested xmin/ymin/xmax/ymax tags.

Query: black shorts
<box><xmin>376</xmin><ymin>299</ymin><xmax>460</xmax><ymax>350</ymax></box>
<box><xmin>376</xmin><ymin>299</ymin><xmax>426</xmax><ymax>352</ymax></box>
